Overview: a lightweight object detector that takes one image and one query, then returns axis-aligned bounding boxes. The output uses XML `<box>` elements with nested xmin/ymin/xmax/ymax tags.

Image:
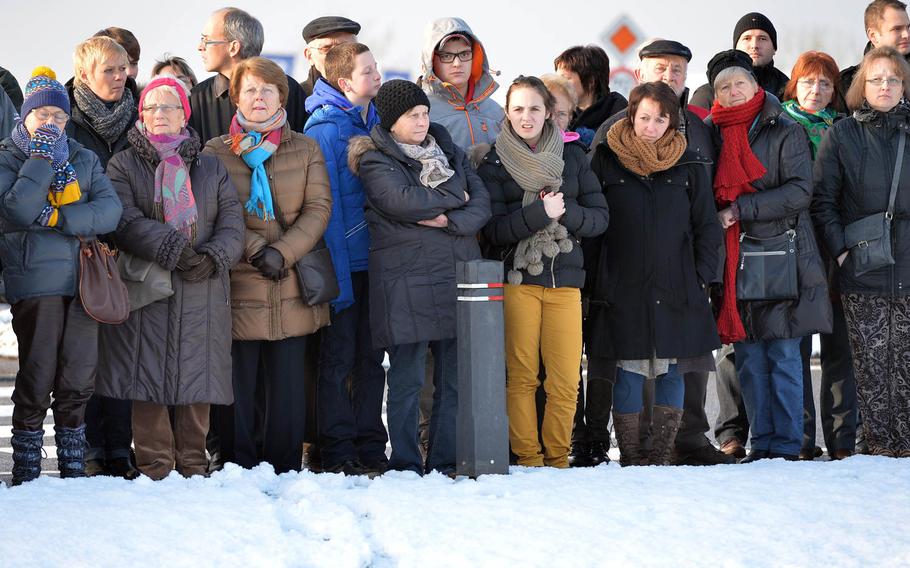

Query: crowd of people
<box><xmin>1</xmin><ymin>0</ymin><xmax>910</xmax><ymax>487</ymax></box>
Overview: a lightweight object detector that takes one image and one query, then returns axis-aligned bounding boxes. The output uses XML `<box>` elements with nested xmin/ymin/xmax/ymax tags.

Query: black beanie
<box><xmin>707</xmin><ymin>49</ymin><xmax>754</xmax><ymax>87</ymax></box>
<box><xmin>733</xmin><ymin>12</ymin><xmax>777</xmax><ymax>50</ymax></box>
<box><xmin>375</xmin><ymin>79</ymin><xmax>431</xmax><ymax>131</ymax></box>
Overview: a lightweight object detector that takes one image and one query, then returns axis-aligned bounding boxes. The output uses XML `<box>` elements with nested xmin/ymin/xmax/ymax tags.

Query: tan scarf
<box><xmin>495</xmin><ymin>120</ymin><xmax>574</xmax><ymax>284</ymax></box>
<box><xmin>606</xmin><ymin>119</ymin><xmax>686</xmax><ymax>177</ymax></box>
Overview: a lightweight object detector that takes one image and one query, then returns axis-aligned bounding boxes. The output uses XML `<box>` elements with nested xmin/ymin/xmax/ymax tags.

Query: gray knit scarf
<box><xmin>396</xmin><ymin>134</ymin><xmax>455</xmax><ymax>188</ymax></box>
<box><xmin>74</xmin><ymin>83</ymin><xmax>135</xmax><ymax>144</ymax></box>
<box><xmin>495</xmin><ymin>120</ymin><xmax>573</xmax><ymax>285</ymax></box>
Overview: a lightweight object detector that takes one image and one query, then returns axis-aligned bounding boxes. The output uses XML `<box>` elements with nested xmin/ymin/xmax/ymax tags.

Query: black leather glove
<box><xmin>181</xmin><ymin>254</ymin><xmax>216</xmax><ymax>282</ymax></box>
<box><xmin>176</xmin><ymin>244</ymin><xmax>202</xmax><ymax>271</ymax></box>
<box><xmin>250</xmin><ymin>246</ymin><xmax>287</xmax><ymax>281</ymax></box>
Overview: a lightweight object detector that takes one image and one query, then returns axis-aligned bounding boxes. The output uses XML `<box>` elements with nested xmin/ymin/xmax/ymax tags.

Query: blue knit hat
<box><xmin>20</xmin><ymin>66</ymin><xmax>70</xmax><ymax>119</ymax></box>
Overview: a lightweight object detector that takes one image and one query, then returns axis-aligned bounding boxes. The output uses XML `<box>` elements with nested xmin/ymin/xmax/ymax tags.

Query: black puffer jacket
<box><xmin>64</xmin><ymin>77</ymin><xmax>139</xmax><ymax>169</ymax></box>
<box><xmin>569</xmin><ymin>91</ymin><xmax>628</xmax><ymax>147</ymax></box>
<box><xmin>587</xmin><ymin>145</ymin><xmax>722</xmax><ymax>359</ymax></box>
<box><xmin>812</xmin><ymin>105</ymin><xmax>910</xmax><ymax>297</ymax></box>
<box><xmin>96</xmin><ymin>127</ymin><xmax>244</xmax><ymax>406</ymax></box>
<box><xmin>478</xmin><ymin>139</ymin><xmax>609</xmax><ymax>289</ymax></box>
<box><xmin>706</xmin><ymin>93</ymin><xmax>832</xmax><ymax>339</ymax></box>
<box><xmin>349</xmin><ymin>123</ymin><xmax>491</xmax><ymax>349</ymax></box>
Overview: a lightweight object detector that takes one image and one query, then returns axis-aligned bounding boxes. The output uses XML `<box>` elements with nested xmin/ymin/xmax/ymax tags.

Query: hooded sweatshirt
<box><xmin>419</xmin><ymin>17</ymin><xmax>504</xmax><ymax>150</ymax></box>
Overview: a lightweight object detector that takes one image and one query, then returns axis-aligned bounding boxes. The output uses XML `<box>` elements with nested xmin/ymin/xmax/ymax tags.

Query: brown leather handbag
<box><xmin>79</xmin><ymin>238</ymin><xmax>130</xmax><ymax>324</ymax></box>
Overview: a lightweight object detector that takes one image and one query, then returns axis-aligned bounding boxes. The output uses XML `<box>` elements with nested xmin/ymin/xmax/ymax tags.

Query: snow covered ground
<box><xmin>0</xmin><ymin>457</ymin><xmax>908</xmax><ymax>567</ymax></box>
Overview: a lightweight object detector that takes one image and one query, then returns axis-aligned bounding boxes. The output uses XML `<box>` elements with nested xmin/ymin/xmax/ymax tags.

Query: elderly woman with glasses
<box><xmin>0</xmin><ymin>67</ymin><xmax>122</xmax><ymax>485</ymax></box>
<box><xmin>813</xmin><ymin>46</ymin><xmax>910</xmax><ymax>458</ymax></box>
<box><xmin>204</xmin><ymin>56</ymin><xmax>332</xmax><ymax>474</ymax></box>
<box><xmin>96</xmin><ymin>75</ymin><xmax>244</xmax><ymax>480</ymax></box>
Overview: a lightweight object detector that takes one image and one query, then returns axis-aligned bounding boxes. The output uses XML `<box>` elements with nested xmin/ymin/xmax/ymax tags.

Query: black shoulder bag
<box><xmin>270</xmin><ymin>194</ymin><xmax>340</xmax><ymax>307</ymax></box>
<box><xmin>843</xmin><ymin>130</ymin><xmax>906</xmax><ymax>276</ymax></box>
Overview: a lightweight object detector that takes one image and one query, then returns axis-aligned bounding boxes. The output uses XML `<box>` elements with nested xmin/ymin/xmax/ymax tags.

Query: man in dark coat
<box><xmin>0</xmin><ymin>65</ymin><xmax>23</xmax><ymax>111</ymax></box>
<box><xmin>190</xmin><ymin>7</ymin><xmax>308</xmax><ymax>144</ymax></box>
<box><xmin>690</xmin><ymin>12</ymin><xmax>789</xmax><ymax>111</ymax></box>
<box><xmin>299</xmin><ymin>16</ymin><xmax>361</xmax><ymax>99</ymax></box>
<box><xmin>587</xmin><ymin>40</ymin><xmax>732</xmax><ymax>466</ymax></box>
<box><xmin>841</xmin><ymin>0</ymin><xmax>910</xmax><ymax>92</ymax></box>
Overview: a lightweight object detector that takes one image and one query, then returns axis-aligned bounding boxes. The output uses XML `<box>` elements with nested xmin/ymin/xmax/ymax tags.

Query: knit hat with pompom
<box><xmin>21</xmin><ymin>66</ymin><xmax>70</xmax><ymax>119</ymax></box>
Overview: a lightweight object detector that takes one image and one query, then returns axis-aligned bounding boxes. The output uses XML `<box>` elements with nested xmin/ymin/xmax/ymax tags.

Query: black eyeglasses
<box><xmin>435</xmin><ymin>49</ymin><xmax>473</xmax><ymax>64</ymax></box>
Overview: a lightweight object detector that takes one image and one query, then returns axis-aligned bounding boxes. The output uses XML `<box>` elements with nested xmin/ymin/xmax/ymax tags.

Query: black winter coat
<box><xmin>569</xmin><ymin>91</ymin><xmax>628</xmax><ymax>147</ymax></box>
<box><xmin>812</xmin><ymin>106</ymin><xmax>910</xmax><ymax>297</ymax></box>
<box><xmin>349</xmin><ymin>123</ymin><xmax>491</xmax><ymax>349</ymax></box>
<box><xmin>478</xmin><ymin>139</ymin><xmax>609</xmax><ymax>289</ymax></box>
<box><xmin>706</xmin><ymin>94</ymin><xmax>832</xmax><ymax>340</ymax></box>
<box><xmin>64</xmin><ymin>77</ymin><xmax>139</xmax><ymax>169</ymax></box>
<box><xmin>97</xmin><ymin>127</ymin><xmax>245</xmax><ymax>405</ymax></box>
<box><xmin>189</xmin><ymin>73</ymin><xmax>309</xmax><ymax>145</ymax></box>
<box><xmin>691</xmin><ymin>63</ymin><xmax>789</xmax><ymax>112</ymax></box>
<box><xmin>0</xmin><ymin>65</ymin><xmax>23</xmax><ymax>111</ymax></box>
<box><xmin>587</xmin><ymin>146</ymin><xmax>722</xmax><ymax>359</ymax></box>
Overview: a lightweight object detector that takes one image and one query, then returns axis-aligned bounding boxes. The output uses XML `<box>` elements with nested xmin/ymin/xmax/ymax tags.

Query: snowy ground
<box><xmin>0</xmin><ymin>457</ymin><xmax>908</xmax><ymax>567</ymax></box>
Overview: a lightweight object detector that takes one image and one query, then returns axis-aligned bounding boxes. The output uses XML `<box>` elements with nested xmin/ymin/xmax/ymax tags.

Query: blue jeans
<box><xmin>613</xmin><ymin>364</ymin><xmax>684</xmax><ymax>413</ymax></box>
<box><xmin>386</xmin><ymin>338</ymin><xmax>457</xmax><ymax>474</ymax></box>
<box><xmin>317</xmin><ymin>271</ymin><xmax>388</xmax><ymax>468</ymax></box>
<box><xmin>734</xmin><ymin>338</ymin><xmax>803</xmax><ymax>456</ymax></box>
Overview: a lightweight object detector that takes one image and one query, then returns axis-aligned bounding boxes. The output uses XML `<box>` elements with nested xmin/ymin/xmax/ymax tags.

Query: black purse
<box><xmin>271</xmin><ymin>192</ymin><xmax>340</xmax><ymax>307</ymax></box>
<box><xmin>843</xmin><ymin>131</ymin><xmax>905</xmax><ymax>276</ymax></box>
<box><xmin>736</xmin><ymin>229</ymin><xmax>798</xmax><ymax>301</ymax></box>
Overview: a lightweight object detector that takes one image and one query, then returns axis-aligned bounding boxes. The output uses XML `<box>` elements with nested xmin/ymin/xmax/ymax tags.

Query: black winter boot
<box><xmin>55</xmin><ymin>424</ymin><xmax>87</xmax><ymax>479</ymax></box>
<box><xmin>11</xmin><ymin>429</ymin><xmax>44</xmax><ymax>486</ymax></box>
<box><xmin>612</xmin><ymin>412</ymin><xmax>643</xmax><ymax>467</ymax></box>
<box><xmin>649</xmin><ymin>406</ymin><xmax>684</xmax><ymax>466</ymax></box>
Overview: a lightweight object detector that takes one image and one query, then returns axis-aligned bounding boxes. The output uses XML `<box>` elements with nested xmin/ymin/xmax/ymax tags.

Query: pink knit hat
<box><xmin>139</xmin><ymin>76</ymin><xmax>191</xmax><ymax>120</ymax></box>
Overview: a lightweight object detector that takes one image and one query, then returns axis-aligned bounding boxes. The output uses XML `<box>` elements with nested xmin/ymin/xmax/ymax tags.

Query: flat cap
<box><xmin>707</xmin><ymin>49</ymin><xmax>754</xmax><ymax>86</ymax></box>
<box><xmin>638</xmin><ymin>39</ymin><xmax>692</xmax><ymax>62</ymax></box>
<box><xmin>302</xmin><ymin>16</ymin><xmax>361</xmax><ymax>43</ymax></box>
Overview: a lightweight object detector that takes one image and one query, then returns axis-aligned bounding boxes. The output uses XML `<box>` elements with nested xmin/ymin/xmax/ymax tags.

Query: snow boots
<box><xmin>612</xmin><ymin>411</ymin><xmax>643</xmax><ymax>467</ymax></box>
<box><xmin>649</xmin><ymin>406</ymin><xmax>684</xmax><ymax>466</ymax></box>
<box><xmin>11</xmin><ymin>429</ymin><xmax>44</xmax><ymax>485</ymax></box>
<box><xmin>55</xmin><ymin>424</ymin><xmax>87</xmax><ymax>478</ymax></box>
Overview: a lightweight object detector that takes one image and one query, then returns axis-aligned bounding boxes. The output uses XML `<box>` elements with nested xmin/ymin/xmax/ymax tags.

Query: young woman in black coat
<box><xmin>590</xmin><ymin>82</ymin><xmax>723</xmax><ymax>466</ymax></box>
<box><xmin>477</xmin><ymin>76</ymin><xmax>608</xmax><ymax>468</ymax></box>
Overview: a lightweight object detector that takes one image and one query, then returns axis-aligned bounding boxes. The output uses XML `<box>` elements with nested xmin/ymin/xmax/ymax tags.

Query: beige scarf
<box><xmin>606</xmin><ymin>119</ymin><xmax>686</xmax><ymax>177</ymax></box>
<box><xmin>495</xmin><ymin>120</ymin><xmax>574</xmax><ymax>284</ymax></box>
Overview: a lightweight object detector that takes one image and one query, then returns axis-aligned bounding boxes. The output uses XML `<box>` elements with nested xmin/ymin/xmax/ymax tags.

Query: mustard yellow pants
<box><xmin>504</xmin><ymin>284</ymin><xmax>582</xmax><ymax>467</ymax></box>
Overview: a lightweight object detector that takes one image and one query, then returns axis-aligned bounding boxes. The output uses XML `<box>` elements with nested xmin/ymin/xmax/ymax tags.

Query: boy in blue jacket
<box><xmin>304</xmin><ymin>42</ymin><xmax>388</xmax><ymax>475</ymax></box>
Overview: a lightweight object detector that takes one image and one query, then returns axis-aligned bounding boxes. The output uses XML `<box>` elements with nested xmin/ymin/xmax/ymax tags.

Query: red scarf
<box><xmin>710</xmin><ymin>88</ymin><xmax>767</xmax><ymax>344</ymax></box>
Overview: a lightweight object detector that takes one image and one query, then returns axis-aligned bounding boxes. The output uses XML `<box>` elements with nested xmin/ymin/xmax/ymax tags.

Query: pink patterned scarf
<box><xmin>138</xmin><ymin>121</ymin><xmax>197</xmax><ymax>240</ymax></box>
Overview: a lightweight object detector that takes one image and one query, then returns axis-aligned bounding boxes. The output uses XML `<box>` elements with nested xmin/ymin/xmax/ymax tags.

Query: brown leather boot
<box><xmin>648</xmin><ymin>406</ymin><xmax>684</xmax><ymax>466</ymax></box>
<box><xmin>612</xmin><ymin>411</ymin><xmax>642</xmax><ymax>467</ymax></box>
<box><xmin>720</xmin><ymin>438</ymin><xmax>747</xmax><ymax>459</ymax></box>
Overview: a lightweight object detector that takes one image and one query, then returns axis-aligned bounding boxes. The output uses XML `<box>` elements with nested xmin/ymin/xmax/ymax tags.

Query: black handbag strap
<box><xmin>887</xmin><ymin>131</ymin><xmax>906</xmax><ymax>219</ymax></box>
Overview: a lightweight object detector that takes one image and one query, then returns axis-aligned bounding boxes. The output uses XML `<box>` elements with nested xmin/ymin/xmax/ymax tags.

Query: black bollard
<box><xmin>455</xmin><ymin>259</ymin><xmax>509</xmax><ymax>477</ymax></box>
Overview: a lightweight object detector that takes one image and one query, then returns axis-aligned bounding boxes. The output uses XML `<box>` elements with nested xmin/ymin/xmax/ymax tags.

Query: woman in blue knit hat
<box><xmin>0</xmin><ymin>67</ymin><xmax>122</xmax><ymax>485</ymax></box>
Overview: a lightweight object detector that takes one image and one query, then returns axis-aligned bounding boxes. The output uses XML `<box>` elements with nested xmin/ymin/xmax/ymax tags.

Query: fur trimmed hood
<box><xmin>347</xmin><ymin>135</ymin><xmax>376</xmax><ymax>176</ymax></box>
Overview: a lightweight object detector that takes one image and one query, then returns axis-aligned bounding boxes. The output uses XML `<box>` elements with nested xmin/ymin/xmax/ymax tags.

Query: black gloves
<box><xmin>176</xmin><ymin>245</ymin><xmax>202</xmax><ymax>271</ymax></box>
<box><xmin>250</xmin><ymin>246</ymin><xmax>287</xmax><ymax>281</ymax></box>
<box><xmin>181</xmin><ymin>254</ymin><xmax>216</xmax><ymax>282</ymax></box>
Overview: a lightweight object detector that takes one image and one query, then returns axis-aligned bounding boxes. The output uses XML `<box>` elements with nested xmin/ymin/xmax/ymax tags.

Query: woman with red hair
<box><xmin>781</xmin><ymin>51</ymin><xmax>857</xmax><ymax>461</ymax></box>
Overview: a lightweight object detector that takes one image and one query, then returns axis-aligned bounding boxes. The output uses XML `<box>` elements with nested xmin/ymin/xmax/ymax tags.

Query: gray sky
<box><xmin>0</xmin><ymin>0</ymin><xmax>868</xmax><ymax>104</ymax></box>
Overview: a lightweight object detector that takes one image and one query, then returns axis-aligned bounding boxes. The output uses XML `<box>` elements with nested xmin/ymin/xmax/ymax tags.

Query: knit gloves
<box><xmin>28</xmin><ymin>124</ymin><xmax>62</xmax><ymax>162</ymax></box>
<box><xmin>176</xmin><ymin>244</ymin><xmax>216</xmax><ymax>282</ymax></box>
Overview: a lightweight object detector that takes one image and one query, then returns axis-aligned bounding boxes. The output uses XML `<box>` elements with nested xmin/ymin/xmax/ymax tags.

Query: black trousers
<box><xmin>84</xmin><ymin>394</ymin><xmax>132</xmax><ymax>461</ymax></box>
<box><xmin>232</xmin><ymin>336</ymin><xmax>308</xmax><ymax>474</ymax></box>
<box><xmin>809</xmin><ymin>298</ymin><xmax>858</xmax><ymax>452</ymax></box>
<box><xmin>11</xmin><ymin>296</ymin><xmax>97</xmax><ymax>431</ymax></box>
<box><xmin>675</xmin><ymin>371</ymin><xmax>712</xmax><ymax>451</ymax></box>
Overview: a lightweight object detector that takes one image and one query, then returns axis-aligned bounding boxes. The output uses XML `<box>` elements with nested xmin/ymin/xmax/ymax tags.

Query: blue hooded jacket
<box><xmin>304</xmin><ymin>78</ymin><xmax>379</xmax><ymax>312</ymax></box>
